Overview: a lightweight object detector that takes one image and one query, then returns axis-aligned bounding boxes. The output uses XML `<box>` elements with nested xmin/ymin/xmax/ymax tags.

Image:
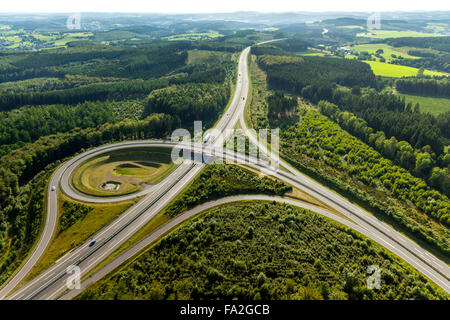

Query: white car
<box><xmin>51</xmin><ymin>186</ymin><xmax>56</xmax><ymax>191</ymax></box>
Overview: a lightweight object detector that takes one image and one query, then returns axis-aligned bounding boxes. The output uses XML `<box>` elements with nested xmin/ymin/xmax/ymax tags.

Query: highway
<box><xmin>1</xmin><ymin>41</ymin><xmax>449</xmax><ymax>299</ymax></box>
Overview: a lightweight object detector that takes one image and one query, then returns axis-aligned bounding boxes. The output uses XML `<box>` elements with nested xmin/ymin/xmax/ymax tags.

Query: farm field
<box><xmin>299</xmin><ymin>51</ymin><xmax>327</xmax><ymax>56</ymax></box>
<box><xmin>365</xmin><ymin>60</ymin><xmax>447</xmax><ymax>77</ymax></box>
<box><xmin>351</xmin><ymin>43</ymin><xmax>420</xmax><ymax>62</ymax></box>
<box><xmin>0</xmin><ymin>29</ymin><xmax>93</xmax><ymax>50</ymax></box>
<box><xmin>164</xmin><ymin>31</ymin><xmax>222</xmax><ymax>41</ymax></box>
<box><xmin>397</xmin><ymin>93</ymin><xmax>450</xmax><ymax>116</ymax></box>
<box><xmin>70</xmin><ymin>147</ymin><xmax>177</xmax><ymax>197</ymax></box>
<box><xmin>356</xmin><ymin>30</ymin><xmax>445</xmax><ymax>39</ymax></box>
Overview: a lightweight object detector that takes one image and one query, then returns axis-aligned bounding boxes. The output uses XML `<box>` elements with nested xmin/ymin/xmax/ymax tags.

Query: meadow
<box><xmin>351</xmin><ymin>43</ymin><xmax>419</xmax><ymax>62</ymax></box>
<box><xmin>397</xmin><ymin>93</ymin><xmax>450</xmax><ymax>116</ymax></box>
<box><xmin>356</xmin><ymin>30</ymin><xmax>445</xmax><ymax>39</ymax></box>
<box><xmin>365</xmin><ymin>60</ymin><xmax>447</xmax><ymax>77</ymax></box>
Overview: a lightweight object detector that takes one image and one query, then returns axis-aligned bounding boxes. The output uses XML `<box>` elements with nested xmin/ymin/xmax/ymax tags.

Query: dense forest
<box><xmin>145</xmin><ymin>83</ymin><xmax>230</xmax><ymax>127</ymax></box>
<box><xmin>0</xmin><ymin>78</ymin><xmax>169</xmax><ymax>112</ymax></box>
<box><xmin>257</xmin><ymin>54</ymin><xmax>376</xmax><ymax>100</ymax></box>
<box><xmin>78</xmin><ymin>202</ymin><xmax>447</xmax><ymax>300</ymax></box>
<box><xmin>266</xmin><ymin>91</ymin><xmax>298</xmax><ymax>120</ymax></box>
<box><xmin>0</xmin><ymin>42</ymin><xmax>192</xmax><ymax>83</ymax></box>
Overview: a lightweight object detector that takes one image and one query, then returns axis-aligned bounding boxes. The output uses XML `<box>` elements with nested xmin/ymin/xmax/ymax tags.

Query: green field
<box><xmin>351</xmin><ymin>43</ymin><xmax>419</xmax><ymax>62</ymax></box>
<box><xmin>365</xmin><ymin>60</ymin><xmax>447</xmax><ymax>77</ymax></box>
<box><xmin>187</xmin><ymin>49</ymin><xmax>234</xmax><ymax>65</ymax></box>
<box><xmin>397</xmin><ymin>93</ymin><xmax>450</xmax><ymax>116</ymax></box>
<box><xmin>424</xmin><ymin>22</ymin><xmax>448</xmax><ymax>33</ymax></box>
<box><xmin>336</xmin><ymin>25</ymin><xmax>364</xmax><ymax>29</ymax></box>
<box><xmin>0</xmin><ymin>31</ymin><xmax>92</xmax><ymax>49</ymax></box>
<box><xmin>300</xmin><ymin>51</ymin><xmax>326</xmax><ymax>57</ymax></box>
<box><xmin>356</xmin><ymin>30</ymin><xmax>445</xmax><ymax>39</ymax></box>
<box><xmin>71</xmin><ymin>148</ymin><xmax>177</xmax><ymax>197</ymax></box>
<box><xmin>164</xmin><ymin>31</ymin><xmax>222</xmax><ymax>41</ymax></box>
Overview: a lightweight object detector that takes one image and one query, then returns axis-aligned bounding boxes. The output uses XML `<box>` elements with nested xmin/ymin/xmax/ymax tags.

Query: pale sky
<box><xmin>0</xmin><ymin>0</ymin><xmax>449</xmax><ymax>13</ymax></box>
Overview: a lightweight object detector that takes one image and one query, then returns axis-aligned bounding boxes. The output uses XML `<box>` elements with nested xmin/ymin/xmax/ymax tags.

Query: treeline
<box><xmin>396</xmin><ymin>78</ymin><xmax>450</xmax><ymax>97</ymax></box>
<box><xmin>390</xmin><ymin>53</ymin><xmax>450</xmax><ymax>74</ymax></box>
<box><xmin>407</xmin><ymin>50</ymin><xmax>437</xmax><ymax>58</ymax></box>
<box><xmin>0</xmin><ymin>78</ymin><xmax>168</xmax><ymax>112</ymax></box>
<box><xmin>280</xmin><ymin>109</ymin><xmax>449</xmax><ymax>254</ymax></box>
<box><xmin>145</xmin><ymin>83</ymin><xmax>230</xmax><ymax>126</ymax></box>
<box><xmin>197</xmin><ymin>41</ymin><xmax>244</xmax><ymax>53</ymax></box>
<box><xmin>267</xmin><ymin>91</ymin><xmax>298</xmax><ymax>120</ymax></box>
<box><xmin>319</xmin><ymin>101</ymin><xmax>450</xmax><ymax>196</ymax></box>
<box><xmin>251</xmin><ymin>45</ymin><xmax>289</xmax><ymax>56</ymax></box>
<box><xmin>257</xmin><ymin>54</ymin><xmax>376</xmax><ymax>102</ymax></box>
<box><xmin>385</xmin><ymin>37</ymin><xmax>450</xmax><ymax>53</ymax></box>
<box><xmin>78</xmin><ymin>202</ymin><xmax>446</xmax><ymax>300</ymax></box>
<box><xmin>0</xmin><ymin>75</ymin><xmax>119</xmax><ymax>94</ymax></box>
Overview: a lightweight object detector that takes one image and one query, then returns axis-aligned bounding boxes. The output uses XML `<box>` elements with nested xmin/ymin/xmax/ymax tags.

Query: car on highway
<box><xmin>88</xmin><ymin>240</ymin><xmax>96</xmax><ymax>247</ymax></box>
<box><xmin>51</xmin><ymin>186</ymin><xmax>56</xmax><ymax>191</ymax></box>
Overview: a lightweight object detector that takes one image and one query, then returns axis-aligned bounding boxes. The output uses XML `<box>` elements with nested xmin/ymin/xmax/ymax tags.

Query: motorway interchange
<box><xmin>0</xmin><ymin>43</ymin><xmax>448</xmax><ymax>300</ymax></box>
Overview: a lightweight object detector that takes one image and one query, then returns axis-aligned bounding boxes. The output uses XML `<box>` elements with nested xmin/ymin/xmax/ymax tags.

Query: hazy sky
<box><xmin>1</xmin><ymin>0</ymin><xmax>449</xmax><ymax>13</ymax></box>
